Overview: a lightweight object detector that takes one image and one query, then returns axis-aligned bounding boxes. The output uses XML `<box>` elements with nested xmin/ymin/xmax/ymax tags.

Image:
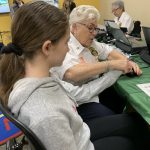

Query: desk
<box><xmin>114</xmin><ymin>55</ymin><xmax>150</xmax><ymax>125</ymax></box>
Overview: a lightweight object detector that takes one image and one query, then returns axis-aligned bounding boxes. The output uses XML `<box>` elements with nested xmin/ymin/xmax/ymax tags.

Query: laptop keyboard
<box><xmin>132</xmin><ymin>46</ymin><xmax>148</xmax><ymax>54</ymax></box>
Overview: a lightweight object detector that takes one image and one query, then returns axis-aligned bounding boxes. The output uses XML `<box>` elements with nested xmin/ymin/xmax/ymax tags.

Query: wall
<box><xmin>0</xmin><ymin>10</ymin><xmax>11</xmax><ymax>43</ymax></box>
<box><xmin>0</xmin><ymin>0</ymin><xmax>31</xmax><ymax>44</ymax></box>
<box><xmin>0</xmin><ymin>14</ymin><xmax>11</xmax><ymax>31</ymax></box>
<box><xmin>1</xmin><ymin>0</ymin><xmax>100</xmax><ymax>32</ymax></box>
<box><xmin>1</xmin><ymin>0</ymin><xmax>150</xmax><ymax>32</ymax></box>
<box><xmin>0</xmin><ymin>0</ymin><xmax>13</xmax><ymax>32</ymax></box>
<box><xmin>100</xmin><ymin>0</ymin><xmax>150</xmax><ymax>27</ymax></box>
<box><xmin>59</xmin><ymin>0</ymin><xmax>100</xmax><ymax>11</ymax></box>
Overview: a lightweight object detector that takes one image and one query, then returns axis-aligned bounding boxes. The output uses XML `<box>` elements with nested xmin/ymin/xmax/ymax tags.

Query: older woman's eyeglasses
<box><xmin>112</xmin><ymin>7</ymin><xmax>120</xmax><ymax>13</ymax></box>
<box><xmin>77</xmin><ymin>23</ymin><xmax>99</xmax><ymax>33</ymax></box>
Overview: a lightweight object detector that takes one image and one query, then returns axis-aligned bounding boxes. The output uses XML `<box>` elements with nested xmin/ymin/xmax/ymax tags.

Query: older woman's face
<box><xmin>72</xmin><ymin>20</ymin><xmax>98</xmax><ymax>48</ymax></box>
<box><xmin>112</xmin><ymin>7</ymin><xmax>123</xmax><ymax>17</ymax></box>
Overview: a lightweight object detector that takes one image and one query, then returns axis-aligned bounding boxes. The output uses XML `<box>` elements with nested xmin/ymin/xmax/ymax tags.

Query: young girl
<box><xmin>0</xmin><ymin>1</ymin><xmax>147</xmax><ymax>150</ymax></box>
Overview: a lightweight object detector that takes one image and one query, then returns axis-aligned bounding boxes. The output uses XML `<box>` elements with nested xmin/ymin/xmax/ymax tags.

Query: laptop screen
<box><xmin>107</xmin><ymin>21</ymin><xmax>131</xmax><ymax>46</ymax></box>
<box><xmin>104</xmin><ymin>20</ymin><xmax>115</xmax><ymax>36</ymax></box>
<box><xmin>120</xmin><ymin>27</ymin><xmax>127</xmax><ymax>33</ymax></box>
<box><xmin>104</xmin><ymin>20</ymin><xmax>115</xmax><ymax>26</ymax></box>
<box><xmin>140</xmin><ymin>26</ymin><xmax>150</xmax><ymax>64</ymax></box>
<box><xmin>142</xmin><ymin>26</ymin><xmax>150</xmax><ymax>52</ymax></box>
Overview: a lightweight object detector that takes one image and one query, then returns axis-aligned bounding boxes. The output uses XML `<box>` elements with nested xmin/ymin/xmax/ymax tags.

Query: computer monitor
<box><xmin>140</xmin><ymin>27</ymin><xmax>150</xmax><ymax>64</ymax></box>
<box><xmin>142</xmin><ymin>27</ymin><xmax>150</xmax><ymax>50</ymax></box>
<box><xmin>0</xmin><ymin>0</ymin><xmax>10</xmax><ymax>13</ymax></box>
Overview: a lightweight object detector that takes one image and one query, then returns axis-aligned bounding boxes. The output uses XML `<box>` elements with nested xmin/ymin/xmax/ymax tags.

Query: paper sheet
<box><xmin>137</xmin><ymin>83</ymin><xmax>150</xmax><ymax>97</ymax></box>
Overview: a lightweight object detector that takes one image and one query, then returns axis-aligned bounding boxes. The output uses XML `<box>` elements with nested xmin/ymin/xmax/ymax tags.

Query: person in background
<box><xmin>12</xmin><ymin>0</ymin><xmax>24</xmax><ymax>11</ymax></box>
<box><xmin>112</xmin><ymin>0</ymin><xmax>134</xmax><ymax>34</ymax></box>
<box><xmin>1</xmin><ymin>1</ymin><xmax>146</xmax><ymax>150</ymax></box>
<box><xmin>10</xmin><ymin>0</ymin><xmax>24</xmax><ymax>16</ymax></box>
<box><xmin>51</xmin><ymin>5</ymin><xmax>142</xmax><ymax>122</ymax></box>
<box><xmin>62</xmin><ymin>0</ymin><xmax>76</xmax><ymax>15</ymax></box>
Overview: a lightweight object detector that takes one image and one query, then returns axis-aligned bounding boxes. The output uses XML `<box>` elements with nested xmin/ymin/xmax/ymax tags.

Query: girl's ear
<box><xmin>42</xmin><ymin>40</ymin><xmax>52</xmax><ymax>56</ymax></box>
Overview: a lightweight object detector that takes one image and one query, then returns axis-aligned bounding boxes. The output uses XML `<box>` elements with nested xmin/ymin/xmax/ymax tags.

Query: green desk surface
<box><xmin>114</xmin><ymin>55</ymin><xmax>150</xmax><ymax>124</ymax></box>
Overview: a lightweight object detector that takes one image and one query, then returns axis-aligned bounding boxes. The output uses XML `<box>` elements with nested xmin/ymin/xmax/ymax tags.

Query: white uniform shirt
<box><xmin>114</xmin><ymin>11</ymin><xmax>134</xmax><ymax>34</ymax></box>
<box><xmin>51</xmin><ymin>33</ymin><xmax>122</xmax><ymax>105</ymax></box>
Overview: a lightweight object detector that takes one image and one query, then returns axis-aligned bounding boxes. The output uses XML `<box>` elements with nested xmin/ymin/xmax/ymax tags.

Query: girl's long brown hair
<box><xmin>0</xmin><ymin>1</ymin><xmax>68</xmax><ymax>106</ymax></box>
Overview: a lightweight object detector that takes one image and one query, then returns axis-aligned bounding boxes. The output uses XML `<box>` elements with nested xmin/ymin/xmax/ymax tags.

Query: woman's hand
<box><xmin>108</xmin><ymin>59</ymin><xmax>142</xmax><ymax>75</ymax></box>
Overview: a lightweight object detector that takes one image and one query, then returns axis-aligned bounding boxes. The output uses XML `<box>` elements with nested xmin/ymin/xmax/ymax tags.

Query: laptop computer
<box><xmin>107</xmin><ymin>21</ymin><xmax>146</xmax><ymax>54</ymax></box>
<box><xmin>103</xmin><ymin>20</ymin><xmax>116</xmax><ymax>42</ymax></box>
<box><xmin>104</xmin><ymin>20</ymin><xmax>117</xmax><ymax>34</ymax></box>
<box><xmin>140</xmin><ymin>26</ymin><xmax>150</xmax><ymax>64</ymax></box>
<box><xmin>120</xmin><ymin>27</ymin><xmax>127</xmax><ymax>33</ymax></box>
<box><xmin>104</xmin><ymin>20</ymin><xmax>114</xmax><ymax>25</ymax></box>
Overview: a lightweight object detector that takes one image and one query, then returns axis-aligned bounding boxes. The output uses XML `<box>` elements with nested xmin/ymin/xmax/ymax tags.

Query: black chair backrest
<box><xmin>0</xmin><ymin>42</ymin><xmax>4</xmax><ymax>50</ymax></box>
<box><xmin>130</xmin><ymin>21</ymin><xmax>141</xmax><ymax>38</ymax></box>
<box><xmin>0</xmin><ymin>98</ymin><xmax>46</xmax><ymax>150</ymax></box>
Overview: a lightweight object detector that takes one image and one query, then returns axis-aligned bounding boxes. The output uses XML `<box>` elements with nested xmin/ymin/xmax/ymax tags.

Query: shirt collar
<box><xmin>69</xmin><ymin>33</ymin><xmax>85</xmax><ymax>55</ymax></box>
<box><xmin>119</xmin><ymin>11</ymin><xmax>126</xmax><ymax>21</ymax></box>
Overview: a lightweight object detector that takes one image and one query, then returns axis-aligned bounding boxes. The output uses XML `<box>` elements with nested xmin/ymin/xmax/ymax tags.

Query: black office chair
<box><xmin>0</xmin><ymin>42</ymin><xmax>4</xmax><ymax>50</ymax></box>
<box><xmin>130</xmin><ymin>21</ymin><xmax>141</xmax><ymax>38</ymax></box>
<box><xmin>0</xmin><ymin>97</ymin><xmax>46</xmax><ymax>150</ymax></box>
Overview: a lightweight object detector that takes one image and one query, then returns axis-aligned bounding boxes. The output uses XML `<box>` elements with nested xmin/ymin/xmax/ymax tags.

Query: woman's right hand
<box><xmin>108</xmin><ymin>59</ymin><xmax>133</xmax><ymax>74</ymax></box>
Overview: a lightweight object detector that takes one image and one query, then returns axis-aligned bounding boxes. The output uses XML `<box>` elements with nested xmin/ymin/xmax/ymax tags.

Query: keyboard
<box><xmin>132</xmin><ymin>46</ymin><xmax>148</xmax><ymax>54</ymax></box>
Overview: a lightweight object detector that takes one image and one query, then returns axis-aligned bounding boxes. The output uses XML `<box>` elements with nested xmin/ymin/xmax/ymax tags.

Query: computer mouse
<box><xmin>126</xmin><ymin>70</ymin><xmax>137</xmax><ymax>77</ymax></box>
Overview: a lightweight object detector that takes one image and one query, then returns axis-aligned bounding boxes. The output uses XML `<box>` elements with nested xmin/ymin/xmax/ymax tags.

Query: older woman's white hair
<box><xmin>112</xmin><ymin>0</ymin><xmax>125</xmax><ymax>11</ymax></box>
<box><xmin>69</xmin><ymin>5</ymin><xmax>100</xmax><ymax>25</ymax></box>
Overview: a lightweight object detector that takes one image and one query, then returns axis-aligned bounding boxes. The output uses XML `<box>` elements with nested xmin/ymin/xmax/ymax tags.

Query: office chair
<box><xmin>130</xmin><ymin>21</ymin><xmax>141</xmax><ymax>38</ymax></box>
<box><xmin>0</xmin><ymin>97</ymin><xmax>46</xmax><ymax>150</ymax></box>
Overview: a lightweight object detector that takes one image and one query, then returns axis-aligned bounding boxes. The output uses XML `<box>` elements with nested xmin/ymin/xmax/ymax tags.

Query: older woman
<box><xmin>51</xmin><ymin>5</ymin><xmax>142</xmax><ymax>122</ymax></box>
<box><xmin>112</xmin><ymin>0</ymin><xmax>134</xmax><ymax>34</ymax></box>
